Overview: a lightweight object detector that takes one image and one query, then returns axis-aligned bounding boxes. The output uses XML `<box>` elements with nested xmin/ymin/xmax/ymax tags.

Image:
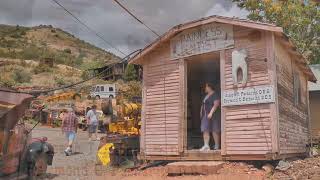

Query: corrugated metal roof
<box><xmin>309</xmin><ymin>65</ymin><xmax>320</xmax><ymax>91</ymax></box>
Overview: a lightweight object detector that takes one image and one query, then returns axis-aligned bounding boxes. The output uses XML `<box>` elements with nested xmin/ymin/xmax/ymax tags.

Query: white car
<box><xmin>90</xmin><ymin>84</ymin><xmax>116</xmax><ymax>99</ymax></box>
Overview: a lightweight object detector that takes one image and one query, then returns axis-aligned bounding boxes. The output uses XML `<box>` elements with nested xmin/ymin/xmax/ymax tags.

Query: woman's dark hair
<box><xmin>205</xmin><ymin>82</ymin><xmax>215</xmax><ymax>91</ymax></box>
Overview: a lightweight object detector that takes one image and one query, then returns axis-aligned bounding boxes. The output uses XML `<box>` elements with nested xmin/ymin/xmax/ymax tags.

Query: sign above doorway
<box><xmin>222</xmin><ymin>85</ymin><xmax>275</xmax><ymax>106</ymax></box>
<box><xmin>170</xmin><ymin>23</ymin><xmax>234</xmax><ymax>59</ymax></box>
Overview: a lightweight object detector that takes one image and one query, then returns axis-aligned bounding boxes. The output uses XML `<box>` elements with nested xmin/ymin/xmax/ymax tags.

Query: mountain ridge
<box><xmin>0</xmin><ymin>24</ymin><xmax>120</xmax><ymax>88</ymax></box>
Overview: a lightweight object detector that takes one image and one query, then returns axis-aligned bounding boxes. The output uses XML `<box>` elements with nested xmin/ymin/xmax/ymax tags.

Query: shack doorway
<box><xmin>186</xmin><ymin>52</ymin><xmax>221</xmax><ymax>150</ymax></box>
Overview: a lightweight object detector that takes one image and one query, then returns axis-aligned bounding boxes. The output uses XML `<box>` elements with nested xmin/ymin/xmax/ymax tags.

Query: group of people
<box><xmin>60</xmin><ymin>82</ymin><xmax>221</xmax><ymax>156</ymax></box>
<box><xmin>60</xmin><ymin>105</ymin><xmax>100</xmax><ymax>156</ymax></box>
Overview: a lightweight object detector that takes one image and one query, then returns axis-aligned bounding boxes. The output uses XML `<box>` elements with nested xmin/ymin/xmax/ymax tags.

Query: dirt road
<box><xmin>32</xmin><ymin>126</ymin><xmax>103</xmax><ymax>180</ymax></box>
<box><xmin>31</xmin><ymin>126</ymin><xmax>266</xmax><ymax>180</ymax></box>
<box><xmin>33</xmin><ymin>125</ymin><xmax>320</xmax><ymax>180</ymax></box>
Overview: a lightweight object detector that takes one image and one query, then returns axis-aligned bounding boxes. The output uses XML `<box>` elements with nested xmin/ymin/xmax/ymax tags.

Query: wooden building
<box><xmin>130</xmin><ymin>16</ymin><xmax>316</xmax><ymax>161</ymax></box>
<box><xmin>309</xmin><ymin>65</ymin><xmax>320</xmax><ymax>142</ymax></box>
<box><xmin>90</xmin><ymin>62</ymin><xmax>141</xmax><ymax>81</ymax></box>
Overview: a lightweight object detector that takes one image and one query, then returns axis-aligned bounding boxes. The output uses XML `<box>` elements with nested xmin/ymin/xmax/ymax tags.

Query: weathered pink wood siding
<box><xmin>275</xmin><ymin>38</ymin><xmax>309</xmax><ymax>154</ymax></box>
<box><xmin>142</xmin><ymin>42</ymin><xmax>181</xmax><ymax>155</ymax></box>
<box><xmin>223</xmin><ymin>27</ymin><xmax>273</xmax><ymax>155</ymax></box>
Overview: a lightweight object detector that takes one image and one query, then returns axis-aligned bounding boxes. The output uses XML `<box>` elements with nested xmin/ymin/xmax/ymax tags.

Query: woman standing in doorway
<box><xmin>200</xmin><ymin>82</ymin><xmax>221</xmax><ymax>151</ymax></box>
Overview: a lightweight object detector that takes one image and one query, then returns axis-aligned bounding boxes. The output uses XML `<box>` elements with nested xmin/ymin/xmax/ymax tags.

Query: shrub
<box><xmin>81</xmin><ymin>70</ymin><xmax>90</xmax><ymax>80</ymax></box>
<box><xmin>10</xmin><ymin>33</ymin><xmax>21</xmax><ymax>38</ymax></box>
<box><xmin>1</xmin><ymin>39</ymin><xmax>17</xmax><ymax>48</ymax></box>
<box><xmin>79</xmin><ymin>59</ymin><xmax>104</xmax><ymax>70</ymax></box>
<box><xmin>40</xmin><ymin>41</ymin><xmax>47</xmax><ymax>46</ymax></box>
<box><xmin>0</xmin><ymin>74</ymin><xmax>15</xmax><ymax>87</ymax></box>
<box><xmin>19</xmin><ymin>46</ymin><xmax>41</xmax><ymax>60</ymax></box>
<box><xmin>54</xmin><ymin>76</ymin><xmax>66</xmax><ymax>86</ymax></box>
<box><xmin>12</xmin><ymin>68</ymin><xmax>31</xmax><ymax>83</ymax></box>
<box><xmin>119</xmin><ymin>81</ymin><xmax>142</xmax><ymax>100</ymax></box>
<box><xmin>63</xmin><ymin>48</ymin><xmax>71</xmax><ymax>54</ymax></box>
<box><xmin>33</xmin><ymin>64</ymin><xmax>52</xmax><ymax>74</ymax></box>
<box><xmin>19</xmin><ymin>60</ymin><xmax>28</xmax><ymax>67</ymax></box>
<box><xmin>20</xmin><ymin>31</ymin><xmax>26</xmax><ymax>36</ymax></box>
<box><xmin>75</xmin><ymin>55</ymin><xmax>84</xmax><ymax>67</ymax></box>
<box><xmin>54</xmin><ymin>50</ymin><xmax>76</xmax><ymax>66</ymax></box>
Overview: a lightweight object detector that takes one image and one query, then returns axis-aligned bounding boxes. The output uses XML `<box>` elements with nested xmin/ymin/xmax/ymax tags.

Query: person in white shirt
<box><xmin>86</xmin><ymin>105</ymin><xmax>98</xmax><ymax>141</ymax></box>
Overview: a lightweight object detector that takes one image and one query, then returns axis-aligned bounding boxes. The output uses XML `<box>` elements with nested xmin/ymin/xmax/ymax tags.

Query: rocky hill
<box><xmin>0</xmin><ymin>24</ymin><xmax>120</xmax><ymax>88</ymax></box>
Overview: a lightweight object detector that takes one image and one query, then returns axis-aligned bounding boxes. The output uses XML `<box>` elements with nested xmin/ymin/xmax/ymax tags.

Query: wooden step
<box><xmin>166</xmin><ymin>161</ymin><xmax>224</xmax><ymax>175</ymax></box>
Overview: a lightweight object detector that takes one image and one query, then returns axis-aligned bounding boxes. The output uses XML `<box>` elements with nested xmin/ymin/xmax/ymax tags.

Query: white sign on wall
<box><xmin>170</xmin><ymin>23</ymin><xmax>234</xmax><ymax>59</ymax></box>
<box><xmin>222</xmin><ymin>85</ymin><xmax>275</xmax><ymax>106</ymax></box>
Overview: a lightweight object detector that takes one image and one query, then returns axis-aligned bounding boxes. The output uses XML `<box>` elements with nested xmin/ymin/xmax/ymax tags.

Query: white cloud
<box><xmin>205</xmin><ymin>3</ymin><xmax>248</xmax><ymax>18</ymax></box>
<box><xmin>0</xmin><ymin>0</ymin><xmax>248</xmax><ymax>57</ymax></box>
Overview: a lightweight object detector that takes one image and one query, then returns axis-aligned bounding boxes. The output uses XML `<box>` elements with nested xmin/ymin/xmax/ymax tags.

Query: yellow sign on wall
<box><xmin>97</xmin><ymin>143</ymin><xmax>114</xmax><ymax>166</ymax></box>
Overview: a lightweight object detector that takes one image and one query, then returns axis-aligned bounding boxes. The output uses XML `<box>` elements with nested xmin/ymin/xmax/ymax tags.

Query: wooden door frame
<box><xmin>182</xmin><ymin>51</ymin><xmax>224</xmax><ymax>153</ymax></box>
<box><xmin>220</xmin><ymin>50</ymin><xmax>226</xmax><ymax>155</ymax></box>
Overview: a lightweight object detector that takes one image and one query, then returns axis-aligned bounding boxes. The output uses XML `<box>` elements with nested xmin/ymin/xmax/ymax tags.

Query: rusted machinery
<box><xmin>43</xmin><ymin>91</ymin><xmax>81</xmax><ymax>103</ymax></box>
<box><xmin>108</xmin><ymin>102</ymin><xmax>141</xmax><ymax>135</ymax></box>
<box><xmin>98</xmin><ymin>98</ymin><xmax>141</xmax><ymax>167</ymax></box>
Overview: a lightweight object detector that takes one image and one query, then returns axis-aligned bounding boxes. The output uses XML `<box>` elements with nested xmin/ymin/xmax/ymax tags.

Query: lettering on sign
<box><xmin>222</xmin><ymin>86</ymin><xmax>275</xmax><ymax>106</ymax></box>
<box><xmin>170</xmin><ymin>23</ymin><xmax>234</xmax><ymax>59</ymax></box>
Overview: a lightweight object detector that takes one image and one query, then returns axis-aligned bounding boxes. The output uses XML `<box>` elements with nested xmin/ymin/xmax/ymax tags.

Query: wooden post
<box><xmin>220</xmin><ymin>50</ymin><xmax>226</xmax><ymax>155</ymax></box>
<box><xmin>179</xmin><ymin>59</ymin><xmax>187</xmax><ymax>153</ymax></box>
<box><xmin>140</xmin><ymin>62</ymin><xmax>147</xmax><ymax>157</ymax></box>
<box><xmin>266</xmin><ymin>31</ymin><xmax>279</xmax><ymax>153</ymax></box>
<box><xmin>307</xmin><ymin>78</ymin><xmax>313</xmax><ymax>155</ymax></box>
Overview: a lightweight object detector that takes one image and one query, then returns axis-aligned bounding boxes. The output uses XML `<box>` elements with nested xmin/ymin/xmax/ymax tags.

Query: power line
<box><xmin>112</xmin><ymin>0</ymin><xmax>161</xmax><ymax>38</ymax></box>
<box><xmin>50</xmin><ymin>0</ymin><xmax>126</xmax><ymax>56</ymax></box>
<box><xmin>0</xmin><ymin>49</ymin><xmax>142</xmax><ymax>96</ymax></box>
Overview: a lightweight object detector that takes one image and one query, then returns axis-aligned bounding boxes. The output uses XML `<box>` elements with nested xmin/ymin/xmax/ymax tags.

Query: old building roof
<box><xmin>0</xmin><ymin>88</ymin><xmax>33</xmax><ymax>130</ymax></box>
<box><xmin>129</xmin><ymin>15</ymin><xmax>316</xmax><ymax>82</ymax></box>
<box><xmin>309</xmin><ymin>65</ymin><xmax>320</xmax><ymax>91</ymax></box>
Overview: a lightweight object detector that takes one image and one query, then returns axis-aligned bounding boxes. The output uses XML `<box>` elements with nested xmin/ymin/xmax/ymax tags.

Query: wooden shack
<box><xmin>90</xmin><ymin>62</ymin><xmax>141</xmax><ymax>81</ymax></box>
<box><xmin>130</xmin><ymin>16</ymin><xmax>317</xmax><ymax>161</ymax></box>
<box><xmin>309</xmin><ymin>64</ymin><xmax>320</xmax><ymax>142</ymax></box>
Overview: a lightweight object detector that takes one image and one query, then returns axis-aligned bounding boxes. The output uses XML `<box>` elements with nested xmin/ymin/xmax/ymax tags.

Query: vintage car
<box><xmin>0</xmin><ymin>89</ymin><xmax>54</xmax><ymax>179</ymax></box>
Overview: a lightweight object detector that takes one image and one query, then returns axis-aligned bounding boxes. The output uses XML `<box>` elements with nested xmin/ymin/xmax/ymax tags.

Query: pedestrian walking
<box><xmin>61</xmin><ymin>107</ymin><xmax>78</xmax><ymax>156</ymax></box>
<box><xmin>86</xmin><ymin>105</ymin><xmax>99</xmax><ymax>141</ymax></box>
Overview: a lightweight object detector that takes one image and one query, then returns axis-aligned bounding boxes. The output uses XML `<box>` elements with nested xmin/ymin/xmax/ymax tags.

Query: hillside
<box><xmin>0</xmin><ymin>24</ymin><xmax>120</xmax><ymax>88</ymax></box>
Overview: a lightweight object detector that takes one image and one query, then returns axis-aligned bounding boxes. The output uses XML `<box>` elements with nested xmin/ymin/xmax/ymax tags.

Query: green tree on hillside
<box><xmin>123</xmin><ymin>64</ymin><xmax>137</xmax><ymax>81</ymax></box>
<box><xmin>233</xmin><ymin>0</ymin><xmax>320</xmax><ymax>64</ymax></box>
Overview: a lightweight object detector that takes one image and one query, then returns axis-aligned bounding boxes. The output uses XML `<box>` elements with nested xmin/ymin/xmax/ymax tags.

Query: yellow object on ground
<box><xmin>97</xmin><ymin>143</ymin><xmax>114</xmax><ymax>166</ymax></box>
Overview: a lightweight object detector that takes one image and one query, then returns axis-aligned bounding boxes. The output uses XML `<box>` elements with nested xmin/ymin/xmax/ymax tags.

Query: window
<box><xmin>293</xmin><ymin>72</ymin><xmax>301</xmax><ymax>106</ymax></box>
<box><xmin>100</xmin><ymin>86</ymin><xmax>104</xmax><ymax>92</ymax></box>
<box><xmin>95</xmin><ymin>86</ymin><xmax>100</xmax><ymax>92</ymax></box>
<box><xmin>109</xmin><ymin>87</ymin><xmax>114</xmax><ymax>92</ymax></box>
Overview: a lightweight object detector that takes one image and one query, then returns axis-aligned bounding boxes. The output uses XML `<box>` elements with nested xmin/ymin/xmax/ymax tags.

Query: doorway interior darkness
<box><xmin>186</xmin><ymin>52</ymin><xmax>221</xmax><ymax>150</ymax></box>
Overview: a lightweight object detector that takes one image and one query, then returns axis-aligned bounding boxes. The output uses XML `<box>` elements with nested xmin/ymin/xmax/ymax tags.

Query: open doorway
<box><xmin>186</xmin><ymin>52</ymin><xmax>220</xmax><ymax>150</ymax></box>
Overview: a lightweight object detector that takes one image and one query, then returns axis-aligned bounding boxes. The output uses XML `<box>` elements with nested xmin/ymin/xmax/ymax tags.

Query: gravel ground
<box><xmin>30</xmin><ymin>126</ymin><xmax>266</xmax><ymax>180</ymax></box>
<box><xmin>32</xmin><ymin>126</ymin><xmax>102</xmax><ymax>180</ymax></box>
<box><xmin>31</xmin><ymin>125</ymin><xmax>320</xmax><ymax>180</ymax></box>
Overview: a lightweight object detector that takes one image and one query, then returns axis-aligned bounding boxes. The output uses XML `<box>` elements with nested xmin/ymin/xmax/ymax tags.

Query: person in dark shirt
<box><xmin>200</xmin><ymin>82</ymin><xmax>221</xmax><ymax>151</ymax></box>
